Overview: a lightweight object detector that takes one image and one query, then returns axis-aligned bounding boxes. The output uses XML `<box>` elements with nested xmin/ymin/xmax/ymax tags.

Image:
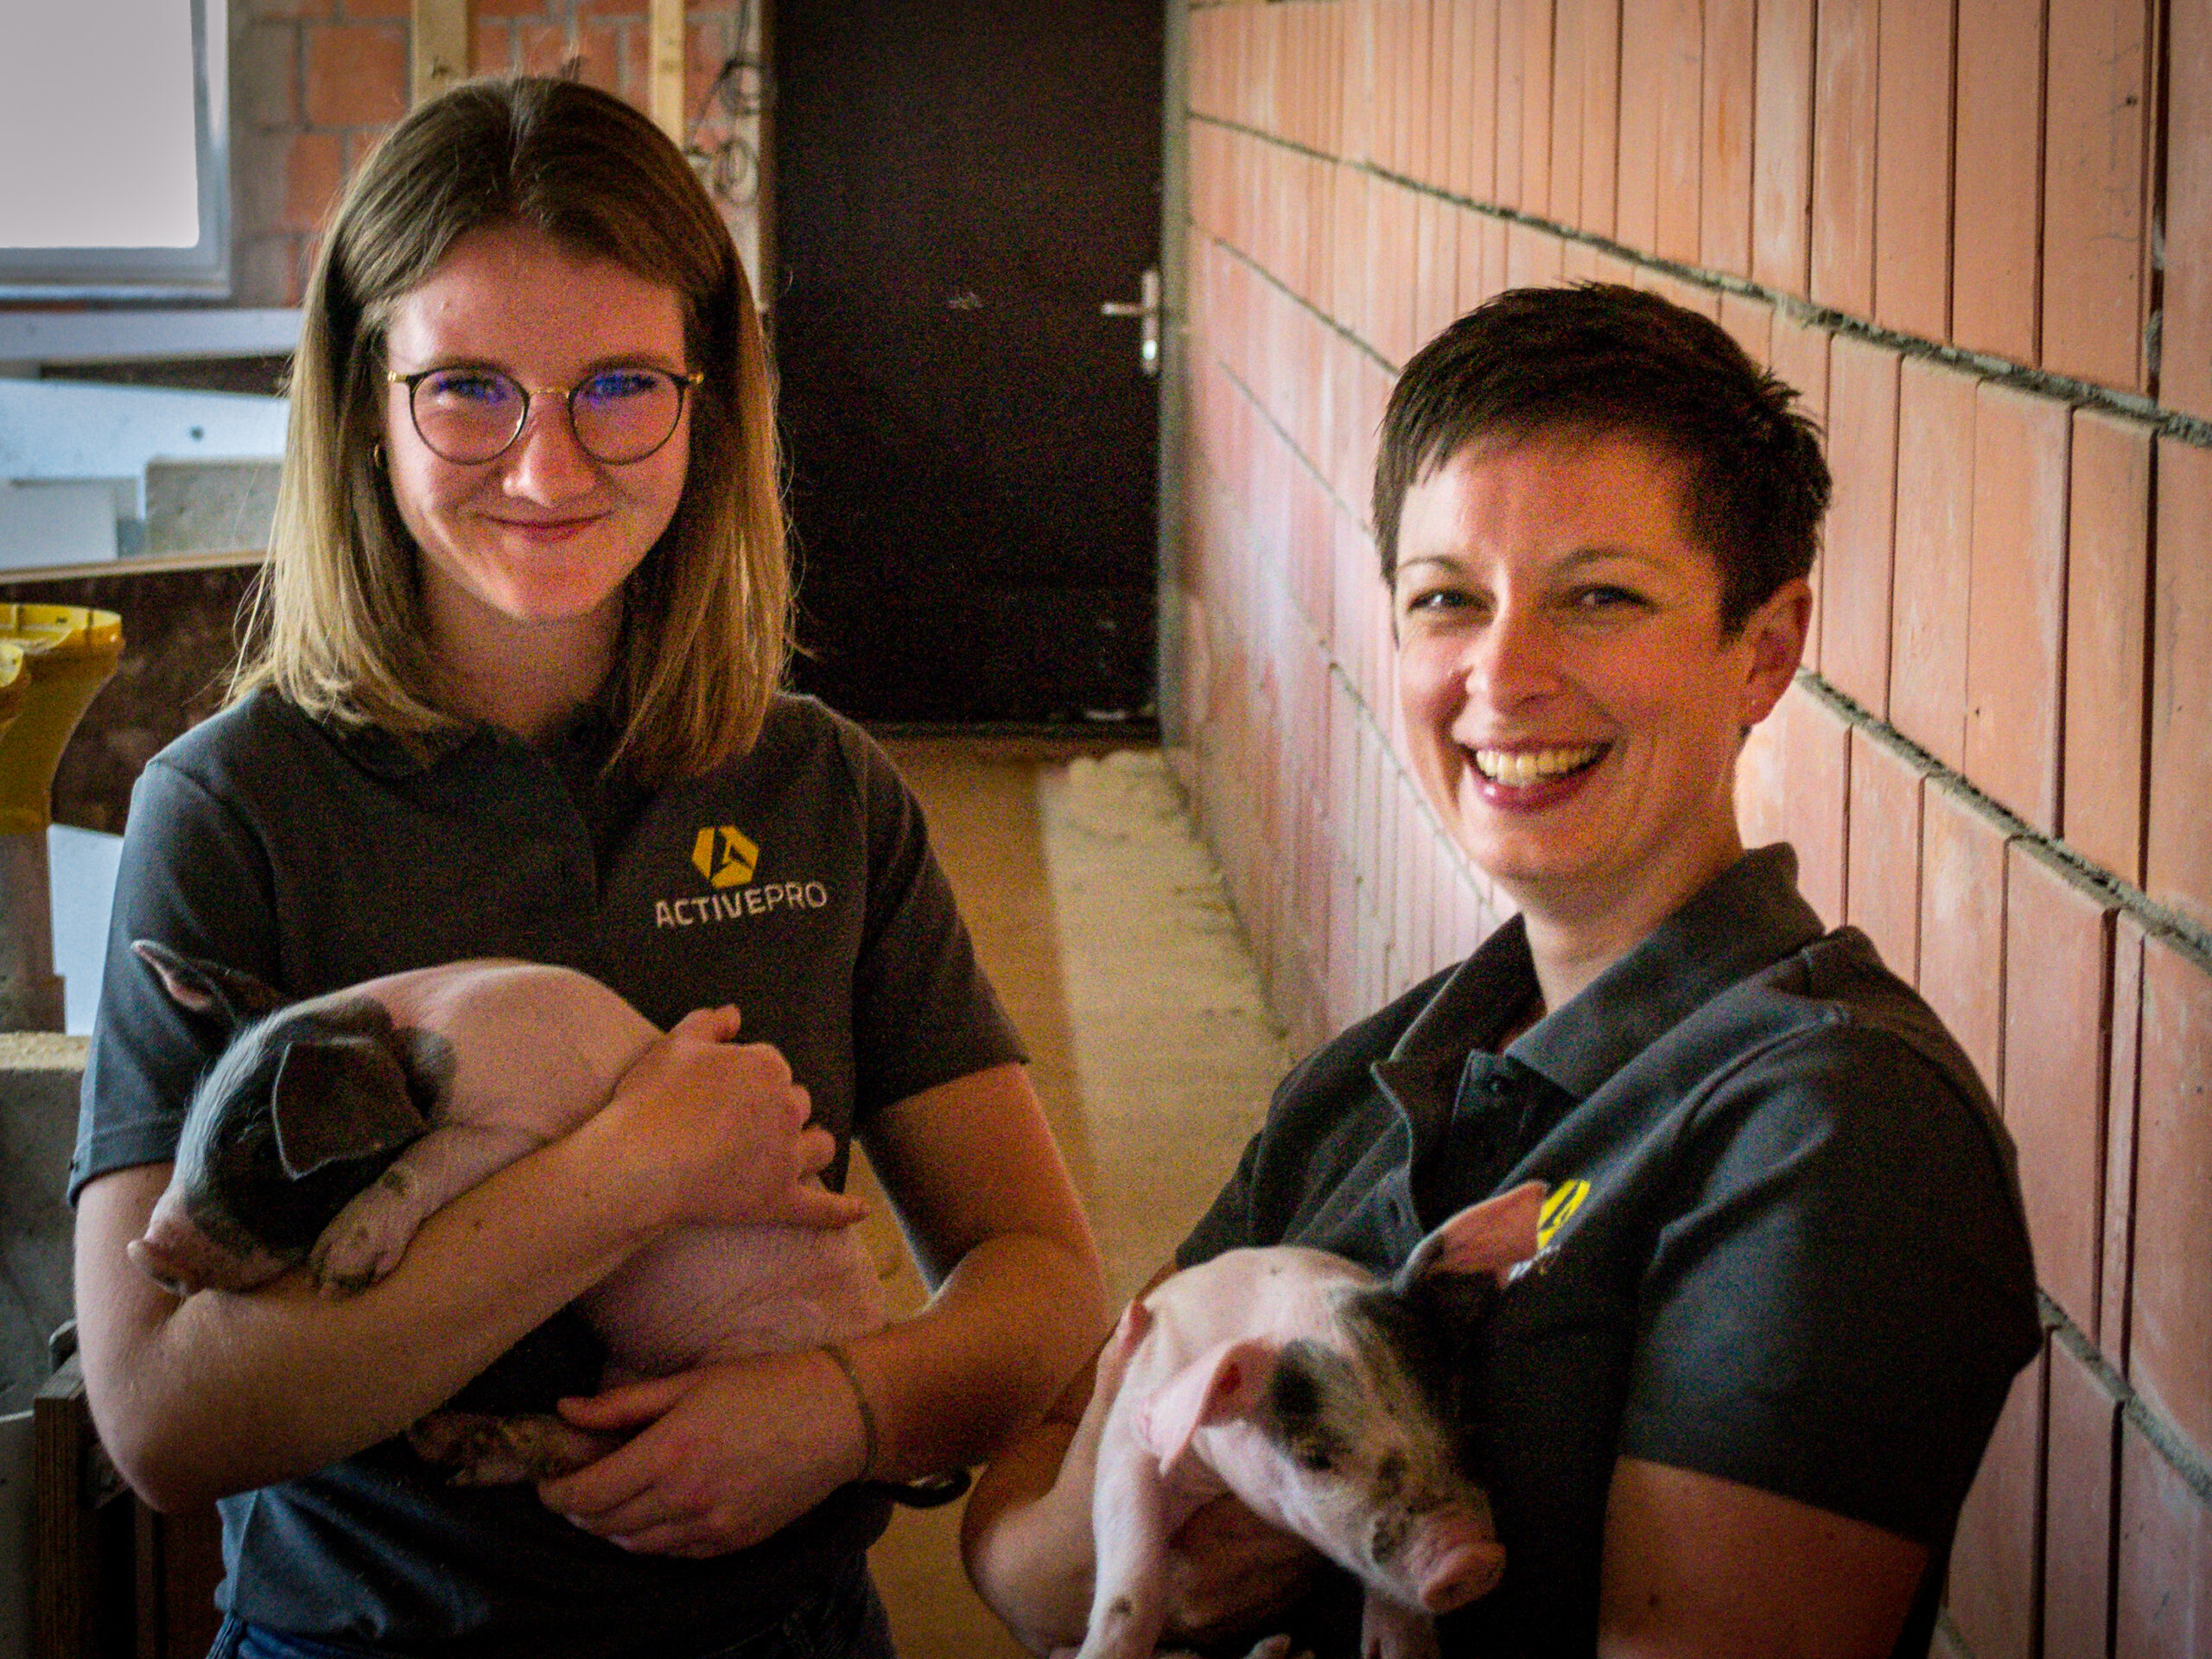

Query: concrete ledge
<box><xmin>0</xmin><ymin>1035</ymin><xmax>83</xmax><ymax>1420</ymax></box>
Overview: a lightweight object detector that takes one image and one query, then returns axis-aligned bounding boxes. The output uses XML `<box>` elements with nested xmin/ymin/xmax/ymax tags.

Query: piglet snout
<box><xmin>128</xmin><ymin>1192</ymin><xmax>292</xmax><ymax>1298</ymax></box>
<box><xmin>1409</xmin><ymin>1526</ymin><xmax>1505</xmax><ymax>1612</ymax></box>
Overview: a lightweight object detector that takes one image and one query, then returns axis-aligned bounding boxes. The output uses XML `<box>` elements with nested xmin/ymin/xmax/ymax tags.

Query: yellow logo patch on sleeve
<box><xmin>1537</xmin><ymin>1179</ymin><xmax>1591</xmax><ymax>1249</ymax></box>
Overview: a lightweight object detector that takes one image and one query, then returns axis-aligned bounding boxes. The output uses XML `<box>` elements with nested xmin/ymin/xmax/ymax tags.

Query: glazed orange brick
<box><xmin>2115</xmin><ymin>1412</ymin><xmax>2212</xmax><ymax>1656</ymax></box>
<box><xmin>2130</xmin><ymin>934</ymin><xmax>2212</xmax><ymax>1463</ymax></box>
<box><xmin>1455</xmin><ymin>205</ymin><xmax>1488</xmax><ymax>311</ymax></box>
<box><xmin>1888</xmin><ymin>356</ymin><xmax>1980</xmax><ymax>770</ymax></box>
<box><xmin>1548</xmin><ymin>0</ymin><xmax>1585</xmax><ymax>226</ymax></box>
<box><xmin>1614</xmin><ymin>0</ymin><xmax>1662</xmax><ymax>247</ymax></box>
<box><xmin>1700</xmin><ymin>0</ymin><xmax>1755</xmax><ymax>274</ymax></box>
<box><xmin>2003</xmin><ymin>843</ymin><xmax>2116</xmax><ymax>1331</ymax></box>
<box><xmin>1446</xmin><ymin>0</ymin><xmax>1478</xmax><ymax>197</ymax></box>
<box><xmin>1965</xmin><ymin>384</ymin><xmax>2070</xmax><ymax>835</ymax></box>
<box><xmin>1951</xmin><ymin>0</ymin><xmax>2046</xmax><ymax>363</ymax></box>
<box><xmin>2041</xmin><ymin>0</ymin><xmax>2152</xmax><ymax>391</ymax></box>
<box><xmin>2042</xmin><ymin>1339</ymin><xmax>2120</xmax><ymax>1659</ymax></box>
<box><xmin>1517</xmin><ymin>0</ymin><xmax>1555</xmax><ymax>212</ymax></box>
<box><xmin>2101</xmin><ymin>916</ymin><xmax>2145</xmax><ymax>1354</ymax></box>
<box><xmin>1718</xmin><ymin>291</ymin><xmax>1775</xmax><ymax>364</ymax></box>
<box><xmin>1650</xmin><ymin>0</ymin><xmax>1704</xmax><ymax>263</ymax></box>
<box><xmin>303</xmin><ymin>22</ymin><xmax>408</xmax><ymax>127</ymax></box>
<box><xmin>1580</xmin><ymin>0</ymin><xmax>1622</xmax><ymax>236</ymax></box>
<box><xmin>2147</xmin><ymin>439</ymin><xmax>2212</xmax><ymax>930</ymax></box>
<box><xmin>1786</xmin><ymin>682</ymin><xmax>1851</xmax><ymax>925</ymax></box>
<box><xmin>1561</xmin><ymin>238</ymin><xmax>1604</xmax><ymax>285</ymax></box>
<box><xmin>2166</xmin><ymin>0</ymin><xmax>2212</xmax><ymax>421</ymax></box>
<box><xmin>1494</xmin><ymin>0</ymin><xmax>1529</xmax><ymax>208</ymax></box>
<box><xmin>1948</xmin><ymin>1344</ymin><xmax>2047</xmax><ymax>1659</ymax></box>
<box><xmin>1819</xmin><ymin>334</ymin><xmax>1901</xmax><ymax>715</ymax></box>
<box><xmin>1414</xmin><ymin>194</ymin><xmax>1446</xmax><ymax>354</ymax></box>
<box><xmin>1845</xmin><ymin>728</ymin><xmax>1925</xmax><ymax>980</ymax></box>
<box><xmin>1483</xmin><ymin>213</ymin><xmax>1512</xmax><ymax>299</ymax></box>
<box><xmin>1431</xmin><ymin>0</ymin><xmax>1459</xmax><ymax>189</ymax></box>
<box><xmin>1468</xmin><ymin>0</ymin><xmax>1504</xmax><ymax>200</ymax></box>
<box><xmin>1592</xmin><ymin>246</ymin><xmax>1636</xmax><ymax>286</ymax></box>
<box><xmin>1751</xmin><ymin>0</ymin><xmax>1816</xmax><ymax>295</ymax></box>
<box><xmin>1872</xmin><ymin>0</ymin><xmax>1955</xmax><ymax>339</ymax></box>
<box><xmin>1810</xmin><ymin>0</ymin><xmax>1878</xmax><ymax>315</ymax></box>
<box><xmin>2063</xmin><ymin>410</ymin><xmax>2153</xmax><ymax>886</ymax></box>
<box><xmin>1505</xmin><ymin>221</ymin><xmax>1565</xmax><ymax>288</ymax></box>
<box><xmin>1919</xmin><ymin>779</ymin><xmax>2012</xmax><ymax>1095</ymax></box>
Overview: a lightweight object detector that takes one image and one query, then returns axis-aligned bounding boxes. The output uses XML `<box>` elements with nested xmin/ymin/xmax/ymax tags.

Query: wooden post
<box><xmin>412</xmin><ymin>0</ymin><xmax>472</xmax><ymax>105</ymax></box>
<box><xmin>650</xmin><ymin>0</ymin><xmax>687</xmax><ymax>143</ymax></box>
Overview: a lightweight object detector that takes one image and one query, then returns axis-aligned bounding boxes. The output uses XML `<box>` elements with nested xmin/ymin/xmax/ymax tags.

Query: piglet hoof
<box><xmin>408</xmin><ymin>1411</ymin><xmax>620</xmax><ymax>1484</ymax></box>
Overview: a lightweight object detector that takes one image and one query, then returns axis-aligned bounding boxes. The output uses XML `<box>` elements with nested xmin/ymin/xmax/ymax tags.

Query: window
<box><xmin>0</xmin><ymin>0</ymin><xmax>230</xmax><ymax>299</ymax></box>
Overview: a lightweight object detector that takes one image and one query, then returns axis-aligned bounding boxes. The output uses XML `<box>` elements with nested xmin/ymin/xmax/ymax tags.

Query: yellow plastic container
<box><xmin>0</xmin><ymin>604</ymin><xmax>124</xmax><ymax>836</ymax></box>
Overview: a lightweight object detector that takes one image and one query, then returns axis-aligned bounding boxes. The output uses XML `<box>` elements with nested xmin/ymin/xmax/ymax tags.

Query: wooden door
<box><xmin>773</xmin><ymin>0</ymin><xmax>1165</xmax><ymax>725</ymax></box>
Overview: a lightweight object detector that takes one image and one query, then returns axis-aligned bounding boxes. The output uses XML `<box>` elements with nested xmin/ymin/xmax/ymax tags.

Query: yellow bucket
<box><xmin>0</xmin><ymin>605</ymin><xmax>124</xmax><ymax>836</ymax></box>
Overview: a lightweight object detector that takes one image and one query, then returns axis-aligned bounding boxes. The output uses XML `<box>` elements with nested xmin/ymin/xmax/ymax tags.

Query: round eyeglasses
<box><xmin>385</xmin><ymin>365</ymin><xmax>705</xmax><ymax>467</ymax></box>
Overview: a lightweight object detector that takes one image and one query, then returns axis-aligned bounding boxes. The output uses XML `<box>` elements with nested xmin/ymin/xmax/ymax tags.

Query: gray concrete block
<box><xmin>0</xmin><ymin>1036</ymin><xmax>83</xmax><ymax>1418</ymax></box>
<box><xmin>143</xmin><ymin>457</ymin><xmax>281</xmax><ymax>556</ymax></box>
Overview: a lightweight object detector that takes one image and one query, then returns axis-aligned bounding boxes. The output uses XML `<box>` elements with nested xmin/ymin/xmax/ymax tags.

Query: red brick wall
<box><xmin>231</xmin><ymin>1</ymin><xmax>760</xmax><ymax>305</ymax></box>
<box><xmin>1173</xmin><ymin>3</ymin><xmax>2212</xmax><ymax>1651</ymax></box>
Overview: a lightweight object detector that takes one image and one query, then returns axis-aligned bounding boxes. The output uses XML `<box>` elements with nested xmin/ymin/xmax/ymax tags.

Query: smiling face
<box><xmin>379</xmin><ymin>222</ymin><xmax>693</xmax><ymax>677</ymax></box>
<box><xmin>1391</xmin><ymin>429</ymin><xmax>1809</xmax><ymax>942</ymax></box>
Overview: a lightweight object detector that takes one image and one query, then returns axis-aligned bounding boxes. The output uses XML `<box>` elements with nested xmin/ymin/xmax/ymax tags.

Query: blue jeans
<box><xmin>206</xmin><ymin>1556</ymin><xmax>899</xmax><ymax>1659</ymax></box>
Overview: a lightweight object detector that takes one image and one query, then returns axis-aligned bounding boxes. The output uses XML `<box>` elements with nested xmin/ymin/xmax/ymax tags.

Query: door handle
<box><xmin>1100</xmin><ymin>268</ymin><xmax>1161</xmax><ymax>377</ymax></box>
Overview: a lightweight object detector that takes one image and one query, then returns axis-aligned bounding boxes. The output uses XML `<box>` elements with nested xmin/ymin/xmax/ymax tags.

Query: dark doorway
<box><xmin>772</xmin><ymin>1</ymin><xmax>1165</xmax><ymax>726</ymax></box>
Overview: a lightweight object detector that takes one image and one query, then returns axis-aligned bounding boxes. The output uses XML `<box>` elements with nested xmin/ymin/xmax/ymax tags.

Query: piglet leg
<box><xmin>1077</xmin><ymin>1427</ymin><xmax>1177</xmax><ymax>1659</ymax></box>
<box><xmin>1357</xmin><ymin>1594</ymin><xmax>1439</xmax><ymax>1659</ymax></box>
<box><xmin>310</xmin><ymin>1122</ymin><xmax>551</xmax><ymax>1291</ymax></box>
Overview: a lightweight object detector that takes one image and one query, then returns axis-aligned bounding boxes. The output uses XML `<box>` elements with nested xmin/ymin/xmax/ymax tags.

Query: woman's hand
<box><xmin>1156</xmin><ymin>1497</ymin><xmax>1323</xmax><ymax>1648</ymax></box>
<box><xmin>582</xmin><ymin>1007</ymin><xmax>868</xmax><ymax>1233</ymax></box>
<box><xmin>537</xmin><ymin>1346</ymin><xmax>866</xmax><ymax>1558</ymax></box>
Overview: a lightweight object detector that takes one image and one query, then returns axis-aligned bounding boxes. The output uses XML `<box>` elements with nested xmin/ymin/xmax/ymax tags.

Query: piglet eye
<box><xmin>1297</xmin><ymin>1435</ymin><xmax>1339</xmax><ymax>1472</ymax></box>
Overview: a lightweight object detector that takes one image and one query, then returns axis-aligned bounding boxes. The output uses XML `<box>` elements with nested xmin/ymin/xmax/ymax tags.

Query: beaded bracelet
<box><xmin>821</xmin><ymin>1341</ymin><xmax>880</xmax><ymax>1482</ymax></box>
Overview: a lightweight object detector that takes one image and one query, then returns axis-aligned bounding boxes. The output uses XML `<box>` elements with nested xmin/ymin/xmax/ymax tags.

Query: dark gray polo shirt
<box><xmin>1181</xmin><ymin>846</ymin><xmax>2040</xmax><ymax>1659</ymax></box>
<box><xmin>73</xmin><ymin>689</ymin><xmax>1023</xmax><ymax>1657</ymax></box>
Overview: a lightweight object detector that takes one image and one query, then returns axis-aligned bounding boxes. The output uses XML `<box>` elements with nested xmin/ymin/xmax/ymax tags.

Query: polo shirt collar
<box><xmin>1512</xmin><ymin>843</ymin><xmax>1825</xmax><ymax>1100</ymax></box>
<box><xmin>322</xmin><ymin>691</ymin><xmax>623</xmax><ymax>781</ymax></box>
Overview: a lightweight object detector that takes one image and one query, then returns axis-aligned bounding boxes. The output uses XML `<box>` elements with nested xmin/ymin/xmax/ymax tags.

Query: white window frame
<box><xmin>0</xmin><ymin>0</ymin><xmax>232</xmax><ymax>301</ymax></box>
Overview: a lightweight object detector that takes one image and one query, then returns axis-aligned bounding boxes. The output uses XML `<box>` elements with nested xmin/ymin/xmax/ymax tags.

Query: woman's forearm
<box><xmin>845</xmin><ymin>1229</ymin><xmax>1105</xmax><ymax>1483</ymax></box>
<box><xmin>961</xmin><ymin>1416</ymin><xmax>1099</xmax><ymax>1655</ymax></box>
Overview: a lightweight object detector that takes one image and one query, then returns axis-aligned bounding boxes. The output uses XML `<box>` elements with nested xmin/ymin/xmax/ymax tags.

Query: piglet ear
<box><xmin>131</xmin><ymin>940</ymin><xmax>289</xmax><ymax>1030</ymax></box>
<box><xmin>1138</xmin><ymin>1337</ymin><xmax>1280</xmax><ymax>1475</ymax></box>
<box><xmin>270</xmin><ymin>1036</ymin><xmax>427</xmax><ymax>1178</ymax></box>
<box><xmin>1395</xmin><ymin>1179</ymin><xmax>1548</xmax><ymax>1294</ymax></box>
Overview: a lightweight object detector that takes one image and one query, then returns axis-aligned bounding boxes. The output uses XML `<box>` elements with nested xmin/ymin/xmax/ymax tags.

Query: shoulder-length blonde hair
<box><xmin>232</xmin><ymin>76</ymin><xmax>789</xmax><ymax>783</ymax></box>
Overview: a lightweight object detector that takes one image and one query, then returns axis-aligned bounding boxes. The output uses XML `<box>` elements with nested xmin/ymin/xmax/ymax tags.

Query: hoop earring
<box><xmin>372</xmin><ymin>442</ymin><xmax>387</xmax><ymax>471</ymax></box>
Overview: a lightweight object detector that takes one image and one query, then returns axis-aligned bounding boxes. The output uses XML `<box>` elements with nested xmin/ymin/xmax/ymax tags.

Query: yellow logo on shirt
<box><xmin>691</xmin><ymin>825</ymin><xmax>760</xmax><ymax>888</ymax></box>
<box><xmin>1537</xmin><ymin>1179</ymin><xmax>1590</xmax><ymax>1249</ymax></box>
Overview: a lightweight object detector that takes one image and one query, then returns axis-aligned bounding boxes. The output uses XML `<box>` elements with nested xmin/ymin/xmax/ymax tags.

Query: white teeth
<box><xmin>1471</xmin><ymin>744</ymin><xmax>1605</xmax><ymax>785</ymax></box>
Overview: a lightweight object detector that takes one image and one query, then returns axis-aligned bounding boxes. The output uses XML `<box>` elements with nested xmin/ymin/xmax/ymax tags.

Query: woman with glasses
<box><xmin>70</xmin><ymin>76</ymin><xmax>1107</xmax><ymax>1659</ymax></box>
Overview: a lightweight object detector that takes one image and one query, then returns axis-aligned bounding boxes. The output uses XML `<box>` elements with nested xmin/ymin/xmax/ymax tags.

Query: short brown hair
<box><xmin>233</xmin><ymin>76</ymin><xmax>788</xmax><ymax>783</ymax></box>
<box><xmin>1372</xmin><ymin>284</ymin><xmax>1831</xmax><ymax>632</ymax></box>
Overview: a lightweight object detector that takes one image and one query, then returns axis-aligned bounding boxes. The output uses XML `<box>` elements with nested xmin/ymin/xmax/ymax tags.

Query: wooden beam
<box><xmin>650</xmin><ymin>0</ymin><xmax>687</xmax><ymax>143</ymax></box>
<box><xmin>412</xmin><ymin>0</ymin><xmax>471</xmax><ymax>105</ymax></box>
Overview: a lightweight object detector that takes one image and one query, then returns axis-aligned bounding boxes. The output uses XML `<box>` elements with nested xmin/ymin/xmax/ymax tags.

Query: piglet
<box><xmin>1077</xmin><ymin>1181</ymin><xmax>1546</xmax><ymax>1659</ymax></box>
<box><xmin>125</xmin><ymin>941</ymin><xmax>884</xmax><ymax>1481</ymax></box>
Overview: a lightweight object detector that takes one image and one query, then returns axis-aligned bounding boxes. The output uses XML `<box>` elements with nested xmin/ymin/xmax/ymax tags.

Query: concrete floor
<box><xmin>860</xmin><ymin>741</ymin><xmax>1294</xmax><ymax>1659</ymax></box>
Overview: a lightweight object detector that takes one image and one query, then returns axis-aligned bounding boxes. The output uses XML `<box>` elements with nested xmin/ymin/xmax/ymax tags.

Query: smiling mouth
<box><xmin>1471</xmin><ymin>744</ymin><xmax>1607</xmax><ymax>785</ymax></box>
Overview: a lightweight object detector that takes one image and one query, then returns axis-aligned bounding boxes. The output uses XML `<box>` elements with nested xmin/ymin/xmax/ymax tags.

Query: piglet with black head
<box><xmin>1075</xmin><ymin>1181</ymin><xmax>1547</xmax><ymax>1659</ymax></box>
